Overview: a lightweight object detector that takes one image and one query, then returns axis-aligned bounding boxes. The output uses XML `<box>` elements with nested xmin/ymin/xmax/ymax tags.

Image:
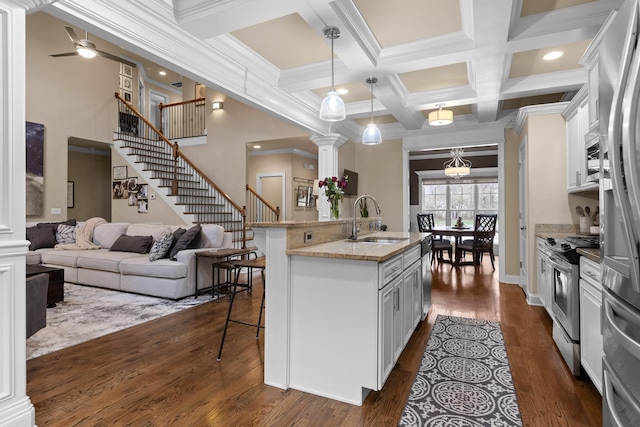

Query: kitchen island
<box><xmin>251</xmin><ymin>220</ymin><xmax>429</xmax><ymax>405</ymax></box>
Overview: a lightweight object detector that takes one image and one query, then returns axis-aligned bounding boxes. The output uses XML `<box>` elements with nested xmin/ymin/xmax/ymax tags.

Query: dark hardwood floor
<box><xmin>27</xmin><ymin>256</ymin><xmax>602</xmax><ymax>426</ymax></box>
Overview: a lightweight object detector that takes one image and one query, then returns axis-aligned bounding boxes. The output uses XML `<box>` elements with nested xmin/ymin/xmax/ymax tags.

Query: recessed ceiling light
<box><xmin>337</xmin><ymin>88</ymin><xmax>348</xmax><ymax>95</ymax></box>
<box><xmin>253</xmin><ymin>145</ymin><xmax>261</xmax><ymax>149</ymax></box>
<box><xmin>159</xmin><ymin>71</ymin><xmax>167</xmax><ymax>76</ymax></box>
<box><xmin>543</xmin><ymin>51</ymin><xmax>563</xmax><ymax>61</ymax></box>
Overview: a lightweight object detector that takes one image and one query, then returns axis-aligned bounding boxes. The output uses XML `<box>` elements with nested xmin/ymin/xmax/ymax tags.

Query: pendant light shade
<box><xmin>429</xmin><ymin>104</ymin><xmax>453</xmax><ymax>126</ymax></box>
<box><xmin>319</xmin><ymin>26</ymin><xmax>346</xmax><ymax>121</ymax></box>
<box><xmin>444</xmin><ymin>148</ymin><xmax>471</xmax><ymax>179</ymax></box>
<box><xmin>362</xmin><ymin>77</ymin><xmax>382</xmax><ymax>145</ymax></box>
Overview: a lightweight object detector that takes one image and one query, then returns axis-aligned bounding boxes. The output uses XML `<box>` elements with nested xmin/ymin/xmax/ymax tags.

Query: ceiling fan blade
<box><xmin>95</xmin><ymin>50</ymin><xmax>137</xmax><ymax>68</ymax></box>
<box><xmin>64</xmin><ymin>26</ymin><xmax>81</xmax><ymax>46</ymax></box>
<box><xmin>50</xmin><ymin>52</ymin><xmax>80</xmax><ymax>58</ymax></box>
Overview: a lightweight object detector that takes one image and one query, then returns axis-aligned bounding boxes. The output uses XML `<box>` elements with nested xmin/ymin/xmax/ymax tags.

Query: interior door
<box><xmin>519</xmin><ymin>140</ymin><xmax>528</xmax><ymax>291</ymax></box>
<box><xmin>257</xmin><ymin>173</ymin><xmax>285</xmax><ymax>221</ymax></box>
<box><xmin>149</xmin><ymin>90</ymin><xmax>168</xmax><ymax>134</ymax></box>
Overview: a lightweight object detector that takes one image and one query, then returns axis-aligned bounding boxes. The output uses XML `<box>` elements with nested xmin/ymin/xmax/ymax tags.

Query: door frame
<box><xmin>256</xmin><ymin>172</ymin><xmax>286</xmax><ymax>221</ymax></box>
<box><xmin>519</xmin><ymin>138</ymin><xmax>528</xmax><ymax>292</ymax></box>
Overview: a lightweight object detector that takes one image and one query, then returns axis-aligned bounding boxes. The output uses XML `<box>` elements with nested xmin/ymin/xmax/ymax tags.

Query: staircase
<box><xmin>113</xmin><ymin>93</ymin><xmax>247</xmax><ymax>248</ymax></box>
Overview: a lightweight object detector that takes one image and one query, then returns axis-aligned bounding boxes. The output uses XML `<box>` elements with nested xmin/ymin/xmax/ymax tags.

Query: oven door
<box><xmin>550</xmin><ymin>255</ymin><xmax>580</xmax><ymax>341</ymax></box>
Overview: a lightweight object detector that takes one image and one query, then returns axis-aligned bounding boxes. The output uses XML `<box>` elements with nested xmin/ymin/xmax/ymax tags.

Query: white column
<box><xmin>310</xmin><ymin>134</ymin><xmax>347</xmax><ymax>221</ymax></box>
<box><xmin>0</xmin><ymin>2</ymin><xmax>35</xmax><ymax>426</ymax></box>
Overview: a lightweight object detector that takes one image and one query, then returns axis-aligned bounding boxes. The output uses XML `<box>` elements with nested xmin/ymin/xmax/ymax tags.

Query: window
<box><xmin>421</xmin><ymin>180</ymin><xmax>499</xmax><ymax>237</ymax></box>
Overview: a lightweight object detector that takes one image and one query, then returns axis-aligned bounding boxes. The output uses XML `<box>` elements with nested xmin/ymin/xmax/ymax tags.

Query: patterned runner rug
<box><xmin>27</xmin><ymin>283</ymin><xmax>211</xmax><ymax>360</ymax></box>
<box><xmin>399</xmin><ymin>315</ymin><xmax>523</xmax><ymax>426</ymax></box>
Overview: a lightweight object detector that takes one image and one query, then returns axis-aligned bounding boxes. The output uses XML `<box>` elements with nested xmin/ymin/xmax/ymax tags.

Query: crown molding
<box><xmin>513</xmin><ymin>102</ymin><xmax>570</xmax><ymax>135</ymax></box>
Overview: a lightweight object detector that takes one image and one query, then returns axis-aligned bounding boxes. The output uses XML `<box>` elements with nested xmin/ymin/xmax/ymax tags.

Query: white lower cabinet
<box><xmin>536</xmin><ymin>238</ymin><xmax>553</xmax><ymax>316</ymax></box>
<box><xmin>378</xmin><ymin>253</ymin><xmax>422</xmax><ymax>388</ymax></box>
<box><xmin>579</xmin><ymin>256</ymin><xmax>603</xmax><ymax>394</ymax></box>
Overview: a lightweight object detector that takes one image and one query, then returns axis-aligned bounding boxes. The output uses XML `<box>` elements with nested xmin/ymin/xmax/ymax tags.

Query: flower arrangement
<box><xmin>318</xmin><ymin>175</ymin><xmax>348</xmax><ymax>219</ymax></box>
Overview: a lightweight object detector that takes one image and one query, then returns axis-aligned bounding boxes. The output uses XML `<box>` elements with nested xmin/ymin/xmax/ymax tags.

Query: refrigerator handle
<box><xmin>604</xmin><ymin>295</ymin><xmax>640</xmax><ymax>359</ymax></box>
<box><xmin>603</xmin><ymin>364</ymin><xmax>640</xmax><ymax>427</ymax></box>
<box><xmin>622</xmin><ymin>4</ymin><xmax>640</xmax><ymax>282</ymax></box>
<box><xmin>609</xmin><ymin>0</ymin><xmax>640</xmax><ymax>291</ymax></box>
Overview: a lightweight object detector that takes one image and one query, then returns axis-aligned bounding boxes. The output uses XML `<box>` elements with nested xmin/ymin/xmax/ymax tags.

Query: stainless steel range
<box><xmin>544</xmin><ymin>235</ymin><xmax>599</xmax><ymax>375</ymax></box>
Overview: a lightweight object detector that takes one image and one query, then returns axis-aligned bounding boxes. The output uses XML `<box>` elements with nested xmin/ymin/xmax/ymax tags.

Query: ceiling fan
<box><xmin>50</xmin><ymin>26</ymin><xmax>136</xmax><ymax>68</ymax></box>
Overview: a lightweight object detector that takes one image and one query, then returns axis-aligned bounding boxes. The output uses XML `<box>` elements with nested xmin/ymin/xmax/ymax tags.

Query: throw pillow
<box><xmin>169</xmin><ymin>224</ymin><xmax>201</xmax><ymax>260</ymax></box>
<box><xmin>56</xmin><ymin>224</ymin><xmax>76</xmax><ymax>244</ymax></box>
<box><xmin>149</xmin><ymin>230</ymin><xmax>173</xmax><ymax>261</ymax></box>
<box><xmin>37</xmin><ymin>219</ymin><xmax>77</xmax><ymax>232</ymax></box>
<box><xmin>109</xmin><ymin>234</ymin><xmax>153</xmax><ymax>254</ymax></box>
<box><xmin>27</xmin><ymin>226</ymin><xmax>57</xmax><ymax>251</ymax></box>
<box><xmin>164</xmin><ymin>228</ymin><xmax>186</xmax><ymax>258</ymax></box>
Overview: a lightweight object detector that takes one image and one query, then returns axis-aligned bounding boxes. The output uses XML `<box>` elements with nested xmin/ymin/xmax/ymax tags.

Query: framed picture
<box><xmin>306</xmin><ymin>187</ymin><xmax>316</xmax><ymax>207</ymax></box>
<box><xmin>120</xmin><ymin>89</ymin><xmax>132</xmax><ymax>103</ymax></box>
<box><xmin>128</xmin><ymin>192</ymin><xmax>137</xmax><ymax>206</ymax></box>
<box><xmin>138</xmin><ymin>184</ymin><xmax>148</xmax><ymax>199</ymax></box>
<box><xmin>126</xmin><ymin>177</ymin><xmax>139</xmax><ymax>193</ymax></box>
<box><xmin>67</xmin><ymin>181</ymin><xmax>74</xmax><ymax>208</ymax></box>
<box><xmin>297</xmin><ymin>186</ymin><xmax>308</xmax><ymax>207</ymax></box>
<box><xmin>121</xmin><ymin>76</ymin><xmax>133</xmax><ymax>91</ymax></box>
<box><xmin>113</xmin><ymin>165</ymin><xmax>127</xmax><ymax>180</ymax></box>
<box><xmin>120</xmin><ymin>63</ymin><xmax>133</xmax><ymax>78</ymax></box>
<box><xmin>113</xmin><ymin>181</ymin><xmax>127</xmax><ymax>199</ymax></box>
<box><xmin>195</xmin><ymin>83</ymin><xmax>206</xmax><ymax>105</ymax></box>
<box><xmin>137</xmin><ymin>199</ymin><xmax>148</xmax><ymax>214</ymax></box>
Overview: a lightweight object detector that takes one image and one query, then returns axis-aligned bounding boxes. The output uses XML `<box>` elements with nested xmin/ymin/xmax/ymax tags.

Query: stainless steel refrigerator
<box><xmin>599</xmin><ymin>0</ymin><xmax>640</xmax><ymax>424</ymax></box>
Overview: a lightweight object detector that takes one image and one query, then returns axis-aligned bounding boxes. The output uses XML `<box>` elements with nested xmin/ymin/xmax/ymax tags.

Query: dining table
<box><xmin>430</xmin><ymin>226</ymin><xmax>475</xmax><ymax>266</ymax></box>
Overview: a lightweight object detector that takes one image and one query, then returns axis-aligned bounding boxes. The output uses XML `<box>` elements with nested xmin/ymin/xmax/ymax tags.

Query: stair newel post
<box><xmin>172</xmin><ymin>142</ymin><xmax>179</xmax><ymax>196</ymax></box>
<box><xmin>158</xmin><ymin>102</ymin><xmax>165</xmax><ymax>135</ymax></box>
<box><xmin>242</xmin><ymin>206</ymin><xmax>247</xmax><ymax>249</ymax></box>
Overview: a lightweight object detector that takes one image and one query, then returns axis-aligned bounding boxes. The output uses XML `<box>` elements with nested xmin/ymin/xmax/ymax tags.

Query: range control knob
<box><xmin>561</xmin><ymin>243</ymin><xmax>571</xmax><ymax>250</ymax></box>
<box><xmin>547</xmin><ymin>238</ymin><xmax>556</xmax><ymax>245</ymax></box>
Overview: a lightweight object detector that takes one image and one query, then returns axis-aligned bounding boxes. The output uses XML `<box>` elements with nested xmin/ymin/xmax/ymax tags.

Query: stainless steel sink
<box><xmin>350</xmin><ymin>237</ymin><xmax>408</xmax><ymax>244</ymax></box>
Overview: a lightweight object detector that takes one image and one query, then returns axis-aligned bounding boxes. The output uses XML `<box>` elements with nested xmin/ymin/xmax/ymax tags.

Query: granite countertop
<box><xmin>577</xmin><ymin>247</ymin><xmax>601</xmax><ymax>263</ymax></box>
<box><xmin>287</xmin><ymin>231</ymin><xmax>430</xmax><ymax>262</ymax></box>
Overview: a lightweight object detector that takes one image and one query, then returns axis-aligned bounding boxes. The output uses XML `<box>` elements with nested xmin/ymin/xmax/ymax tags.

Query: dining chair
<box><xmin>417</xmin><ymin>213</ymin><xmax>452</xmax><ymax>265</ymax></box>
<box><xmin>455</xmin><ymin>214</ymin><xmax>497</xmax><ymax>270</ymax></box>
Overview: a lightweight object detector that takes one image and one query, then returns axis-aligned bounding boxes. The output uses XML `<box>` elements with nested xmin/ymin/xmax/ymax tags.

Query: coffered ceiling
<box><xmin>41</xmin><ymin>0</ymin><xmax>624</xmax><ymax>143</ymax></box>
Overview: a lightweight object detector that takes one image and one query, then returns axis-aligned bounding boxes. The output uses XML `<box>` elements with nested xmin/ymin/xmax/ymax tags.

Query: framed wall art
<box><xmin>113</xmin><ymin>165</ymin><xmax>127</xmax><ymax>180</ymax></box>
<box><xmin>67</xmin><ymin>181</ymin><xmax>74</xmax><ymax>208</ymax></box>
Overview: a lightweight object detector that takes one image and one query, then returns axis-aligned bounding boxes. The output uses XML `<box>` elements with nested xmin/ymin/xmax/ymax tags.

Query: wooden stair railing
<box><xmin>246</xmin><ymin>184</ymin><xmax>280</xmax><ymax>223</ymax></box>
<box><xmin>158</xmin><ymin>98</ymin><xmax>206</xmax><ymax>139</ymax></box>
<box><xmin>114</xmin><ymin>92</ymin><xmax>247</xmax><ymax>248</ymax></box>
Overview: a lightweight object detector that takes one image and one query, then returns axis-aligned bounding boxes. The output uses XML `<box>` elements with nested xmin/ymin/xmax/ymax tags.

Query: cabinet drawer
<box><xmin>403</xmin><ymin>245</ymin><xmax>420</xmax><ymax>267</ymax></box>
<box><xmin>580</xmin><ymin>256</ymin><xmax>601</xmax><ymax>285</ymax></box>
<box><xmin>379</xmin><ymin>254</ymin><xmax>403</xmax><ymax>288</ymax></box>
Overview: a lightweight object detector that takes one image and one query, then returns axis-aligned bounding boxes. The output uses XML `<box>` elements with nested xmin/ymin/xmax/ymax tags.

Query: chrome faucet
<box><xmin>350</xmin><ymin>194</ymin><xmax>381</xmax><ymax>240</ymax></box>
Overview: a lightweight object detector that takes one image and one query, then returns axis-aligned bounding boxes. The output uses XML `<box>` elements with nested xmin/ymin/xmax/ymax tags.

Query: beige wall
<box><xmin>67</xmin><ymin>149</ymin><xmax>111</xmax><ymax>221</ymax></box>
<box><xmin>354</xmin><ymin>138</ymin><xmax>404</xmax><ymax>232</ymax></box>
<box><xmin>26</xmin><ymin>12</ymin><xmax>122</xmax><ymax>222</ymax></box>
<box><xmin>503</xmin><ymin>128</ymin><xmax>521</xmax><ymax>277</ymax></box>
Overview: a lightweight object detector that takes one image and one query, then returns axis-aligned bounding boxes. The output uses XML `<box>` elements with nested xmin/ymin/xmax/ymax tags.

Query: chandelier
<box><xmin>444</xmin><ymin>148</ymin><xmax>471</xmax><ymax>179</ymax></box>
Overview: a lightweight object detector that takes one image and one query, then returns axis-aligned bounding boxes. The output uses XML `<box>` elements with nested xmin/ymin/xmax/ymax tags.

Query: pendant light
<box><xmin>444</xmin><ymin>148</ymin><xmax>471</xmax><ymax>179</ymax></box>
<box><xmin>362</xmin><ymin>77</ymin><xmax>382</xmax><ymax>145</ymax></box>
<box><xmin>429</xmin><ymin>104</ymin><xmax>453</xmax><ymax>126</ymax></box>
<box><xmin>319</xmin><ymin>26</ymin><xmax>346</xmax><ymax>121</ymax></box>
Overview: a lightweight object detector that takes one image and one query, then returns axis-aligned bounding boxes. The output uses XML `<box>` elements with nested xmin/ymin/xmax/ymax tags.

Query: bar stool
<box><xmin>217</xmin><ymin>256</ymin><xmax>266</xmax><ymax>361</ymax></box>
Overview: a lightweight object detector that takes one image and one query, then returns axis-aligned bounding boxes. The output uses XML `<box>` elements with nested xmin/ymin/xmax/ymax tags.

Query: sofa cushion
<box><xmin>76</xmin><ymin>250</ymin><xmax>146</xmax><ymax>273</ymax></box>
<box><xmin>166</xmin><ymin>228</ymin><xmax>186</xmax><ymax>258</ymax></box>
<box><xmin>41</xmin><ymin>249</ymin><xmax>95</xmax><ymax>268</ymax></box>
<box><xmin>56</xmin><ymin>224</ymin><xmax>77</xmax><ymax>244</ymax></box>
<box><xmin>110</xmin><ymin>235</ymin><xmax>153</xmax><ymax>254</ymax></box>
<box><xmin>149</xmin><ymin>230</ymin><xmax>173</xmax><ymax>261</ymax></box>
<box><xmin>199</xmin><ymin>224</ymin><xmax>226</xmax><ymax>248</ymax></box>
<box><xmin>27</xmin><ymin>226</ymin><xmax>57</xmax><ymax>251</ymax></box>
<box><xmin>93</xmin><ymin>223</ymin><xmax>129</xmax><ymax>249</ymax></box>
<box><xmin>126</xmin><ymin>223</ymin><xmax>171</xmax><ymax>241</ymax></box>
<box><xmin>169</xmin><ymin>224</ymin><xmax>201</xmax><ymax>260</ymax></box>
<box><xmin>119</xmin><ymin>257</ymin><xmax>187</xmax><ymax>280</ymax></box>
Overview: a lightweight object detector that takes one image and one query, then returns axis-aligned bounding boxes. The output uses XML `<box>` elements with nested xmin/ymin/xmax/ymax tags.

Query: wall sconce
<box><xmin>212</xmin><ymin>101</ymin><xmax>224</xmax><ymax>111</ymax></box>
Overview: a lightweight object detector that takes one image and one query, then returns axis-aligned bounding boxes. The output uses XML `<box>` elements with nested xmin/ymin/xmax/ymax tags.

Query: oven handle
<box><xmin>548</xmin><ymin>256</ymin><xmax>571</xmax><ymax>273</ymax></box>
<box><xmin>604</xmin><ymin>294</ymin><xmax>640</xmax><ymax>359</ymax></box>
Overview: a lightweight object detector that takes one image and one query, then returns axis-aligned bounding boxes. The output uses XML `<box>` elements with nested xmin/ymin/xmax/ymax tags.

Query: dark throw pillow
<box><xmin>109</xmin><ymin>234</ymin><xmax>153</xmax><ymax>254</ymax></box>
<box><xmin>164</xmin><ymin>228</ymin><xmax>186</xmax><ymax>259</ymax></box>
<box><xmin>27</xmin><ymin>226</ymin><xmax>57</xmax><ymax>251</ymax></box>
<box><xmin>169</xmin><ymin>225</ymin><xmax>201</xmax><ymax>260</ymax></box>
<box><xmin>36</xmin><ymin>219</ymin><xmax>77</xmax><ymax>232</ymax></box>
<box><xmin>149</xmin><ymin>230</ymin><xmax>174</xmax><ymax>261</ymax></box>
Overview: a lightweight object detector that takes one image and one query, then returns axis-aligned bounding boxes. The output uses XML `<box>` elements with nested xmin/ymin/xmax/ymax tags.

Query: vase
<box><xmin>330</xmin><ymin>198</ymin><xmax>340</xmax><ymax>220</ymax></box>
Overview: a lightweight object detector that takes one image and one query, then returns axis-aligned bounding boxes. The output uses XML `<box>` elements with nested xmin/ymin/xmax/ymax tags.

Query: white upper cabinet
<box><xmin>563</xmin><ymin>86</ymin><xmax>598</xmax><ymax>193</ymax></box>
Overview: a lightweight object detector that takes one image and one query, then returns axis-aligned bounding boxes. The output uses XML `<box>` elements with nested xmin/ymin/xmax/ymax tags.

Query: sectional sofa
<box><xmin>26</xmin><ymin>221</ymin><xmax>233</xmax><ymax>300</ymax></box>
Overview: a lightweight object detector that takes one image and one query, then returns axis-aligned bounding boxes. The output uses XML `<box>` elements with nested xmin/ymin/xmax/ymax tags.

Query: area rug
<box><xmin>399</xmin><ymin>315</ymin><xmax>523</xmax><ymax>427</ymax></box>
<box><xmin>27</xmin><ymin>283</ymin><xmax>211</xmax><ymax>360</ymax></box>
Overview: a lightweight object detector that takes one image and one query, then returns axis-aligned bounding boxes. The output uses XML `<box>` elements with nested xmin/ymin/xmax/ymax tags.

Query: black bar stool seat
<box><xmin>217</xmin><ymin>257</ymin><xmax>266</xmax><ymax>361</ymax></box>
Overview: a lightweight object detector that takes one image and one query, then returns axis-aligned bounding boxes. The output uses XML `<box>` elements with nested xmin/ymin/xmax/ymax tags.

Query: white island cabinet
<box><xmin>289</xmin><ymin>241</ymin><xmax>423</xmax><ymax>405</ymax></box>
